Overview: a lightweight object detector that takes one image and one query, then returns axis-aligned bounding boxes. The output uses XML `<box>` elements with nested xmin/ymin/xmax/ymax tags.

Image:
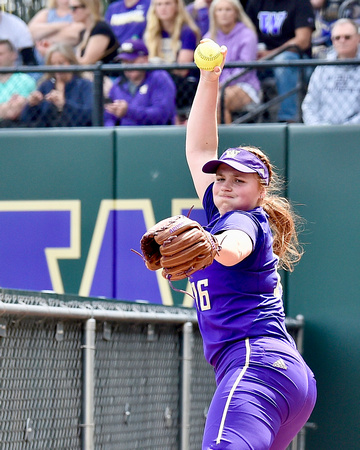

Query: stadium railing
<box><xmin>0</xmin><ymin>58</ymin><xmax>359</xmax><ymax>127</ymax></box>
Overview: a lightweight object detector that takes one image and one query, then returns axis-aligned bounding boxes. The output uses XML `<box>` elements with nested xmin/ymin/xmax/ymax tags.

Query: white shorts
<box><xmin>237</xmin><ymin>82</ymin><xmax>261</xmax><ymax>105</ymax></box>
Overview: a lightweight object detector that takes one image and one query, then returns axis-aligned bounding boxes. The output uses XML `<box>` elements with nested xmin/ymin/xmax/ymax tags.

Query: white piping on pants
<box><xmin>216</xmin><ymin>337</ymin><xmax>251</xmax><ymax>444</ymax></box>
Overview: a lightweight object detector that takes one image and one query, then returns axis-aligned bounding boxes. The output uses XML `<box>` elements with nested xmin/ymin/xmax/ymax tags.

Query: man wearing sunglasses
<box><xmin>302</xmin><ymin>18</ymin><xmax>360</xmax><ymax>124</ymax></box>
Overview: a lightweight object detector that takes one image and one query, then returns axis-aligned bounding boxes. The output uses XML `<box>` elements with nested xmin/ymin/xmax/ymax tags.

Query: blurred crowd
<box><xmin>0</xmin><ymin>0</ymin><xmax>359</xmax><ymax>127</ymax></box>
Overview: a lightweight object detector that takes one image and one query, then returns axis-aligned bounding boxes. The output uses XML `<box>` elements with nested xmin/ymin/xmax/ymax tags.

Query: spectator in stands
<box><xmin>105</xmin><ymin>0</ymin><xmax>151</xmax><ymax>45</ymax></box>
<box><xmin>28</xmin><ymin>0</ymin><xmax>85</xmax><ymax>64</ymax></box>
<box><xmin>144</xmin><ymin>0</ymin><xmax>201</xmax><ymax>122</ymax></box>
<box><xmin>311</xmin><ymin>0</ymin><xmax>360</xmax><ymax>57</ymax></box>
<box><xmin>21</xmin><ymin>43</ymin><xmax>93</xmax><ymax>127</ymax></box>
<box><xmin>144</xmin><ymin>0</ymin><xmax>200</xmax><ymax>70</ymax></box>
<box><xmin>186</xmin><ymin>0</ymin><xmax>212</xmax><ymax>37</ymax></box>
<box><xmin>204</xmin><ymin>0</ymin><xmax>260</xmax><ymax>123</ymax></box>
<box><xmin>0</xmin><ymin>39</ymin><xmax>36</xmax><ymax>127</ymax></box>
<box><xmin>311</xmin><ymin>0</ymin><xmax>341</xmax><ymax>58</ymax></box>
<box><xmin>70</xmin><ymin>0</ymin><xmax>119</xmax><ymax>64</ymax></box>
<box><xmin>302</xmin><ymin>18</ymin><xmax>360</xmax><ymax>124</ymax></box>
<box><xmin>104</xmin><ymin>39</ymin><xmax>176</xmax><ymax>125</ymax></box>
<box><xmin>338</xmin><ymin>0</ymin><xmax>360</xmax><ymax>23</ymax></box>
<box><xmin>246</xmin><ymin>0</ymin><xmax>315</xmax><ymax>123</ymax></box>
<box><xmin>0</xmin><ymin>10</ymin><xmax>38</xmax><ymax>66</ymax></box>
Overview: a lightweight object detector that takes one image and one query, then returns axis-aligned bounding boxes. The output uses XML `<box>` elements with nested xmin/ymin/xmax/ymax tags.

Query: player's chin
<box><xmin>215</xmin><ymin>198</ymin><xmax>235</xmax><ymax>215</ymax></box>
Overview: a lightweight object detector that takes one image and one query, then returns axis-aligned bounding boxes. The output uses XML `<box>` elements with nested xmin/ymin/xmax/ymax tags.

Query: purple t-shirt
<box><xmin>161</xmin><ymin>25</ymin><xmax>197</xmax><ymax>62</ymax></box>
<box><xmin>105</xmin><ymin>0</ymin><xmax>151</xmax><ymax>44</ymax></box>
<box><xmin>190</xmin><ymin>183</ymin><xmax>289</xmax><ymax>368</ymax></box>
<box><xmin>186</xmin><ymin>3</ymin><xmax>209</xmax><ymax>37</ymax></box>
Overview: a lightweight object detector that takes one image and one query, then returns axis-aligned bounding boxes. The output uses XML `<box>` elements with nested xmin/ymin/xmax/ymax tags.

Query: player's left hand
<box><xmin>199</xmin><ymin>40</ymin><xmax>227</xmax><ymax>82</ymax></box>
<box><xmin>138</xmin><ymin>215</ymin><xmax>221</xmax><ymax>281</ymax></box>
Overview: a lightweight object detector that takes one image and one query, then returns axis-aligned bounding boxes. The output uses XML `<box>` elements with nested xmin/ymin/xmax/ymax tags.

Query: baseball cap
<box><xmin>202</xmin><ymin>148</ymin><xmax>269</xmax><ymax>185</ymax></box>
<box><xmin>116</xmin><ymin>39</ymin><xmax>149</xmax><ymax>61</ymax></box>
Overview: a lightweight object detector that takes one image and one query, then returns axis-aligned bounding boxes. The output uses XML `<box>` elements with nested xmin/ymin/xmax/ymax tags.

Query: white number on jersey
<box><xmin>190</xmin><ymin>279</ymin><xmax>211</xmax><ymax>311</ymax></box>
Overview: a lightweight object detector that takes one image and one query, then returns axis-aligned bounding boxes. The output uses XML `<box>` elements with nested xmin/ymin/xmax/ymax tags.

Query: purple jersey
<box><xmin>105</xmin><ymin>0</ymin><xmax>151</xmax><ymax>44</ymax></box>
<box><xmin>190</xmin><ymin>183</ymin><xmax>290</xmax><ymax>367</ymax></box>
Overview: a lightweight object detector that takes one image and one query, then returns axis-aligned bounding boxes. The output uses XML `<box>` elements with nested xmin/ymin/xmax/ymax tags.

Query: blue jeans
<box><xmin>272</xmin><ymin>51</ymin><xmax>310</xmax><ymax>122</ymax></box>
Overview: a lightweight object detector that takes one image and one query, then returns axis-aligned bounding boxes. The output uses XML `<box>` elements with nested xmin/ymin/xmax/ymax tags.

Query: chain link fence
<box><xmin>1</xmin><ymin>58</ymin><xmax>359</xmax><ymax>127</ymax></box>
<box><xmin>0</xmin><ymin>288</ymin><xmax>306</xmax><ymax>449</ymax></box>
<box><xmin>1</xmin><ymin>0</ymin><xmax>360</xmax><ymax>126</ymax></box>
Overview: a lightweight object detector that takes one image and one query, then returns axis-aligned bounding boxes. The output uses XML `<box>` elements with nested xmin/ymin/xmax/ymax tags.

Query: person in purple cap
<box><xmin>104</xmin><ymin>39</ymin><xmax>176</xmax><ymax>125</ymax></box>
<box><xmin>185</xmin><ymin>46</ymin><xmax>317</xmax><ymax>449</ymax></box>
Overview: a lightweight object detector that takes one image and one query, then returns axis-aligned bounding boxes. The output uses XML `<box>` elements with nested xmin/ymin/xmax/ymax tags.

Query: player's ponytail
<box><xmin>243</xmin><ymin>146</ymin><xmax>304</xmax><ymax>272</ymax></box>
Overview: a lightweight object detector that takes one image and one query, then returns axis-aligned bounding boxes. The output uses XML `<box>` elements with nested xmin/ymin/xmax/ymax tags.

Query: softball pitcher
<box><xmin>185</xmin><ymin>45</ymin><xmax>317</xmax><ymax>449</ymax></box>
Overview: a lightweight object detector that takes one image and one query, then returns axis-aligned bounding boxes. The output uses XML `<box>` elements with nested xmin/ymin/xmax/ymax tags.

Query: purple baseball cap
<box><xmin>202</xmin><ymin>148</ymin><xmax>269</xmax><ymax>185</ymax></box>
<box><xmin>116</xmin><ymin>39</ymin><xmax>149</xmax><ymax>61</ymax></box>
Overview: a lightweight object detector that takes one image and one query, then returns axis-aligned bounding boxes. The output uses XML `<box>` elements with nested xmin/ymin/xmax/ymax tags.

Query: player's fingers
<box><xmin>220</xmin><ymin>45</ymin><xmax>227</xmax><ymax>53</ymax></box>
<box><xmin>210</xmin><ymin>45</ymin><xmax>227</xmax><ymax>75</ymax></box>
<box><xmin>219</xmin><ymin>45</ymin><xmax>227</xmax><ymax>69</ymax></box>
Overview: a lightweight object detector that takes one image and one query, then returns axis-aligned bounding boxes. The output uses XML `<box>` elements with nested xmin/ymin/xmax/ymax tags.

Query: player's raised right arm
<box><xmin>185</xmin><ymin>45</ymin><xmax>227</xmax><ymax>202</ymax></box>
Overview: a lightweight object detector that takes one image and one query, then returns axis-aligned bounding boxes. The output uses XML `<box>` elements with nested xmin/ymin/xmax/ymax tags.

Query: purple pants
<box><xmin>203</xmin><ymin>337</ymin><xmax>317</xmax><ymax>450</ymax></box>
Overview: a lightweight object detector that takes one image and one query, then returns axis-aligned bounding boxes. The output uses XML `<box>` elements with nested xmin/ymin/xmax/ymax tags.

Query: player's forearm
<box><xmin>186</xmin><ymin>75</ymin><xmax>219</xmax><ymax>158</ymax></box>
<box><xmin>214</xmin><ymin>230</ymin><xmax>253</xmax><ymax>266</ymax></box>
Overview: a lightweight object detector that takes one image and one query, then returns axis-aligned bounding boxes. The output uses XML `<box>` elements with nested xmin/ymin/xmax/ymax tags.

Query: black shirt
<box><xmin>80</xmin><ymin>20</ymin><xmax>119</xmax><ymax>63</ymax></box>
<box><xmin>246</xmin><ymin>0</ymin><xmax>315</xmax><ymax>54</ymax></box>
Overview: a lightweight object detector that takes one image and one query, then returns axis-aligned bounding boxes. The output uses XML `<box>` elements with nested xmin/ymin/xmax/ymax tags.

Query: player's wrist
<box><xmin>204</xmin><ymin>231</ymin><xmax>221</xmax><ymax>254</ymax></box>
<box><xmin>200</xmin><ymin>74</ymin><xmax>220</xmax><ymax>85</ymax></box>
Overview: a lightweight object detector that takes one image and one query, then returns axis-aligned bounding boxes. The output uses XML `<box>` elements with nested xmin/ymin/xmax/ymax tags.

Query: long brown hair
<box><xmin>242</xmin><ymin>146</ymin><xmax>304</xmax><ymax>272</ymax></box>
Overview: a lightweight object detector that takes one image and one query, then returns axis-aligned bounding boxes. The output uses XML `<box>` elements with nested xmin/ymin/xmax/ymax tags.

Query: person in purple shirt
<box><xmin>186</xmin><ymin>0</ymin><xmax>212</xmax><ymax>37</ymax></box>
<box><xmin>104</xmin><ymin>39</ymin><xmax>176</xmax><ymax>126</ymax></box>
<box><xmin>204</xmin><ymin>0</ymin><xmax>260</xmax><ymax>123</ymax></box>
<box><xmin>105</xmin><ymin>0</ymin><xmax>151</xmax><ymax>45</ymax></box>
<box><xmin>185</xmin><ymin>46</ymin><xmax>316</xmax><ymax>448</ymax></box>
<box><xmin>144</xmin><ymin>0</ymin><xmax>201</xmax><ymax>122</ymax></box>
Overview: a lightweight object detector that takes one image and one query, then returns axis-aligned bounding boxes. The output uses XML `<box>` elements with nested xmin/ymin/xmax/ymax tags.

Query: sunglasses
<box><xmin>70</xmin><ymin>4</ymin><xmax>86</xmax><ymax>11</ymax></box>
<box><xmin>332</xmin><ymin>34</ymin><xmax>355</xmax><ymax>41</ymax></box>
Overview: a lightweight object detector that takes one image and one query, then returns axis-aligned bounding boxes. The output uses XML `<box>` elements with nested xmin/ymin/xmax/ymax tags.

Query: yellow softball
<box><xmin>194</xmin><ymin>39</ymin><xmax>223</xmax><ymax>71</ymax></box>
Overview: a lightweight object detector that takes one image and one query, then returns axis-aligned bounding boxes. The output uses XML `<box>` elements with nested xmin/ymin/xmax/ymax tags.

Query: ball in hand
<box><xmin>194</xmin><ymin>40</ymin><xmax>223</xmax><ymax>71</ymax></box>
